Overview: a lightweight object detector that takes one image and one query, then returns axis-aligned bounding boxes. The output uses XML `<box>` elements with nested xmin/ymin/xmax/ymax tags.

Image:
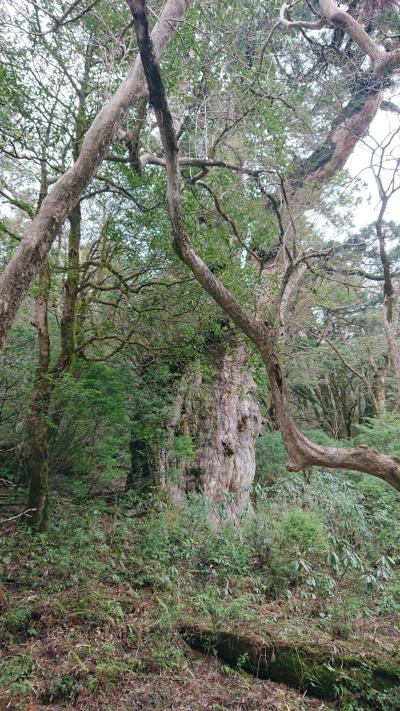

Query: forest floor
<box><xmin>0</xmin><ymin>489</ymin><xmax>399</xmax><ymax>710</ymax></box>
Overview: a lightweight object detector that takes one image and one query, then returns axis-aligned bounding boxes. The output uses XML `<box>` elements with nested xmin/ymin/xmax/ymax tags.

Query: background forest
<box><xmin>1</xmin><ymin>0</ymin><xmax>400</xmax><ymax>709</ymax></box>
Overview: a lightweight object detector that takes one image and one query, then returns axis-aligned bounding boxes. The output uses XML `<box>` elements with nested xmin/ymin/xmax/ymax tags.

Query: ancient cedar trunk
<box><xmin>159</xmin><ymin>340</ymin><xmax>262</xmax><ymax>520</ymax></box>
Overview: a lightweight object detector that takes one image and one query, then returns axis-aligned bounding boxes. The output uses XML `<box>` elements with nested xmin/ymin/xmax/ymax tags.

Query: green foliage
<box><xmin>261</xmin><ymin>468</ymin><xmax>370</xmax><ymax>544</ymax></box>
<box><xmin>1</xmin><ymin>604</ymin><xmax>34</xmax><ymax>636</ymax></box>
<box><xmin>0</xmin><ymin>487</ymin><xmax>399</xmax><ymax>708</ymax></box>
<box><xmin>195</xmin><ymin>586</ymin><xmax>256</xmax><ymax>624</ymax></box>
<box><xmin>255</xmin><ymin>428</ymin><xmax>347</xmax><ymax>486</ymax></box>
<box><xmin>256</xmin><ymin>429</ymin><xmax>287</xmax><ymax>483</ymax></box>
<box><xmin>277</xmin><ymin>508</ymin><xmax>327</xmax><ymax>555</ymax></box>
<box><xmin>355</xmin><ymin>414</ymin><xmax>400</xmax><ymax>457</ymax></box>
<box><xmin>128</xmin><ymin>361</ymin><xmax>177</xmax><ymax>453</ymax></box>
<box><xmin>251</xmin><ymin>467</ymin><xmax>400</xmax><ymax>601</ymax></box>
<box><xmin>0</xmin><ymin>653</ymin><xmax>34</xmax><ymax>695</ymax></box>
<box><xmin>50</xmin><ymin>360</ymin><xmax>130</xmax><ymax>485</ymax></box>
<box><xmin>172</xmin><ymin>434</ymin><xmax>196</xmax><ymax>463</ymax></box>
<box><xmin>2</xmin><ymin>0</ymin><xmax>400</xmax><ymax>706</ymax></box>
<box><xmin>46</xmin><ymin>674</ymin><xmax>80</xmax><ymax>703</ymax></box>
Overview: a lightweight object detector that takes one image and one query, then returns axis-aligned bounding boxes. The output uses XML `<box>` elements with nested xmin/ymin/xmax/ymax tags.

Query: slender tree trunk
<box><xmin>27</xmin><ymin>265</ymin><xmax>51</xmax><ymax>530</ymax></box>
<box><xmin>375</xmin><ymin>373</ymin><xmax>387</xmax><ymax>415</ymax></box>
<box><xmin>376</xmin><ymin>207</ymin><xmax>400</xmax><ymax>410</ymax></box>
<box><xmin>383</xmin><ymin>307</ymin><xmax>400</xmax><ymax>411</ymax></box>
<box><xmin>55</xmin><ymin>40</ymin><xmax>89</xmax><ymax>373</ymax></box>
<box><xmin>57</xmin><ymin>203</ymin><xmax>81</xmax><ymax>373</ymax></box>
<box><xmin>364</xmin><ymin>332</ymin><xmax>387</xmax><ymax>415</ymax></box>
<box><xmin>159</xmin><ymin>339</ymin><xmax>262</xmax><ymax>520</ymax></box>
<box><xmin>126</xmin><ymin>97</ymin><xmax>148</xmax><ymax>173</ymax></box>
<box><xmin>26</xmin><ymin>200</ymin><xmax>83</xmax><ymax>525</ymax></box>
<box><xmin>24</xmin><ymin>53</ymin><xmax>88</xmax><ymax>528</ymax></box>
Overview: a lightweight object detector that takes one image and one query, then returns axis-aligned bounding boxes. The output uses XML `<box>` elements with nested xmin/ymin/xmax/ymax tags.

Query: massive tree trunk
<box><xmin>159</xmin><ymin>339</ymin><xmax>262</xmax><ymax>520</ymax></box>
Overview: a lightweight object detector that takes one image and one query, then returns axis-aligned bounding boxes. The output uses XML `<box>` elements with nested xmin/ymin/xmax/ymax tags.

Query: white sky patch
<box><xmin>308</xmin><ymin>106</ymin><xmax>400</xmax><ymax>241</ymax></box>
<box><xmin>347</xmin><ymin>109</ymin><xmax>400</xmax><ymax>228</ymax></box>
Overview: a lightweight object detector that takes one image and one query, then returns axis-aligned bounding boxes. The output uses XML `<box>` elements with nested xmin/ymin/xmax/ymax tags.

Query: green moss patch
<box><xmin>181</xmin><ymin>623</ymin><xmax>400</xmax><ymax>708</ymax></box>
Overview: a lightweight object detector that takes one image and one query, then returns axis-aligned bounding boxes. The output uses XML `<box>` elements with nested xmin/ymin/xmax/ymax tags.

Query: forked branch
<box><xmin>279</xmin><ymin>0</ymin><xmax>400</xmax><ymax>76</ymax></box>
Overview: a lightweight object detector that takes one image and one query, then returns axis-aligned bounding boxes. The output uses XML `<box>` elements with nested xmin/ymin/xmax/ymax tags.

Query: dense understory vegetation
<box><xmin>1</xmin><ymin>451</ymin><xmax>400</xmax><ymax>708</ymax></box>
<box><xmin>2</xmin><ymin>0</ymin><xmax>400</xmax><ymax>707</ymax></box>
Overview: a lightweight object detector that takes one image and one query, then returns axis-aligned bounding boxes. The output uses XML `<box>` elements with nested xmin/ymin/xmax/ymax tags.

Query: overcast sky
<box><xmin>347</xmin><ymin>108</ymin><xmax>400</xmax><ymax>228</ymax></box>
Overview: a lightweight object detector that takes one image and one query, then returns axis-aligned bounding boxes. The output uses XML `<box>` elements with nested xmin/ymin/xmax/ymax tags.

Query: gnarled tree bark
<box><xmin>159</xmin><ymin>339</ymin><xmax>262</xmax><ymax>519</ymax></box>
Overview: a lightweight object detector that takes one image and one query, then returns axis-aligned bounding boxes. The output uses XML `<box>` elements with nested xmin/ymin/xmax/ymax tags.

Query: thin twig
<box><xmin>0</xmin><ymin>508</ymin><xmax>37</xmax><ymax>524</ymax></box>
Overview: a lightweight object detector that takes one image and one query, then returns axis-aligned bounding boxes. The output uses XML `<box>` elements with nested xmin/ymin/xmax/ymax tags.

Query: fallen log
<box><xmin>181</xmin><ymin>623</ymin><xmax>400</xmax><ymax>706</ymax></box>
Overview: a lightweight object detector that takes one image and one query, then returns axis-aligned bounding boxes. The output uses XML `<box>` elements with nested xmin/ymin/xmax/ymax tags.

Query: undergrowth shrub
<box><xmin>50</xmin><ymin>361</ymin><xmax>130</xmax><ymax>487</ymax></box>
<box><xmin>251</xmin><ymin>468</ymin><xmax>399</xmax><ymax>599</ymax></box>
<box><xmin>1</xmin><ymin>478</ymin><xmax>399</xmax><ymax>709</ymax></box>
<box><xmin>0</xmin><ymin>653</ymin><xmax>35</xmax><ymax>695</ymax></box>
<box><xmin>276</xmin><ymin>508</ymin><xmax>327</xmax><ymax>555</ymax></box>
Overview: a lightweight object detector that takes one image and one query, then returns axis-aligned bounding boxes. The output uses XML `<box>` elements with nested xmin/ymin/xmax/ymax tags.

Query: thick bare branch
<box><xmin>319</xmin><ymin>0</ymin><xmax>384</xmax><ymax>66</ymax></box>
<box><xmin>279</xmin><ymin>0</ymin><xmax>400</xmax><ymax>76</ymax></box>
<box><xmin>107</xmin><ymin>151</ymin><xmax>271</xmax><ymax>179</ymax></box>
<box><xmin>261</xmin><ymin>349</ymin><xmax>400</xmax><ymax>490</ymax></box>
<box><xmin>279</xmin><ymin>2</ymin><xmax>325</xmax><ymax>30</ymax></box>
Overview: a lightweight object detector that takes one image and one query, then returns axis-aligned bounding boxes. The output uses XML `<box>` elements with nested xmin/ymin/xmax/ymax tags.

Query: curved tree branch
<box><xmin>279</xmin><ymin>0</ymin><xmax>400</xmax><ymax>76</ymax></box>
<box><xmin>279</xmin><ymin>2</ymin><xmax>325</xmax><ymax>30</ymax></box>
